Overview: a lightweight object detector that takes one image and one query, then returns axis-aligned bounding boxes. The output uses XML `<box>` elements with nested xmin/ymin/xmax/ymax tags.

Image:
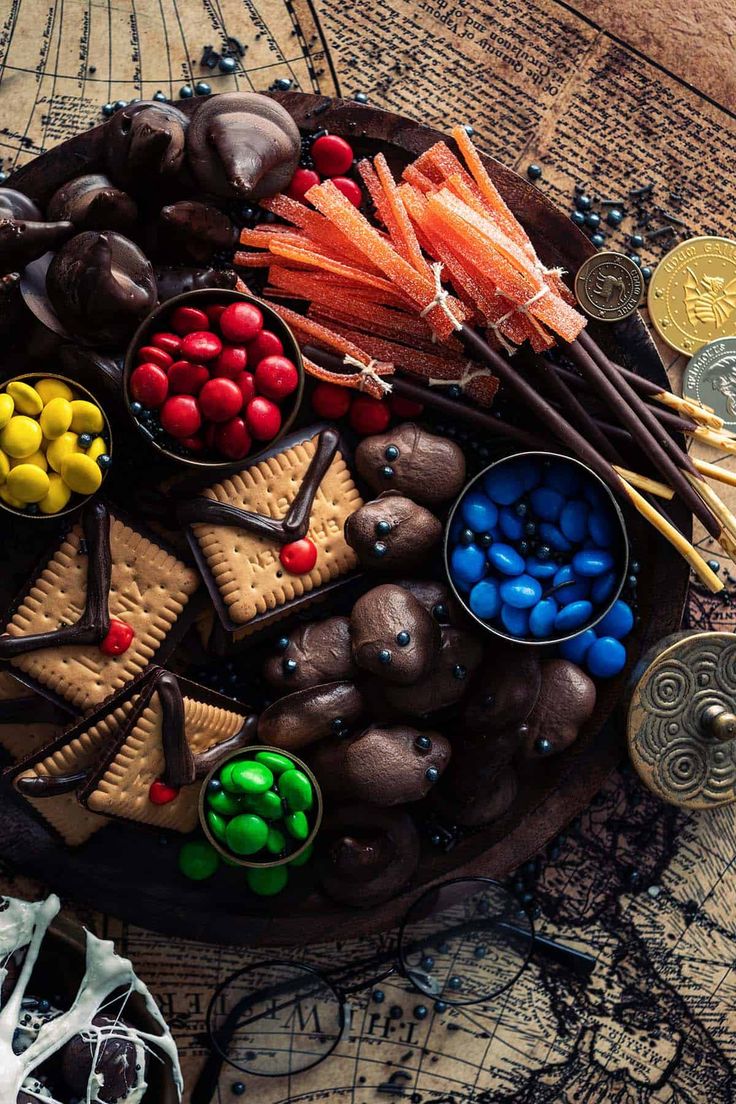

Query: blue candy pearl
<box><xmin>469</xmin><ymin>579</ymin><xmax>500</xmax><ymax>620</ymax></box>
<box><xmin>573</xmin><ymin>549</ymin><xmax>615</xmax><ymax>577</ymax></box>
<box><xmin>587</xmin><ymin>636</ymin><xmax>627</xmax><ymax>678</ymax></box>
<box><xmin>559</xmin><ymin>628</ymin><xmax>597</xmax><ymax>664</ymax></box>
<box><xmin>499</xmin><ymin>574</ymin><xmax>542</xmax><ymax>610</ymax></box>
<box><xmin>219</xmin><ymin>56</ymin><xmax>237</xmax><ymax>73</ymax></box>
<box><xmin>571</xmin><ymin>211</ymin><xmax>586</xmax><ymax>226</ymax></box>
<box><xmin>530</xmin><ymin>487</ymin><xmax>564</xmax><ymax>522</ymax></box>
<box><xmin>606</xmin><ymin>208</ymin><xmax>623</xmax><ymax>226</ymax></box>
<box><xmin>560</xmin><ymin>499</ymin><xmax>588</xmax><ymax>543</ymax></box>
<box><xmin>450</xmin><ymin>544</ymin><xmax>486</xmax><ymax>588</ymax></box>
<box><xmin>501</xmin><ymin>603</ymin><xmax>530</xmax><ymax>637</ymax></box>
<box><xmin>461</xmin><ymin>491</ymin><xmax>498</xmax><ymax>533</ymax></box>
<box><xmin>595</xmin><ymin>599</ymin><xmax>634</xmax><ymax>640</ymax></box>
<box><xmin>529</xmin><ymin>597</ymin><xmax>558</xmax><ymax>638</ymax></box>
<box><xmin>488</xmin><ymin>543</ymin><xmax>525</xmax><ymax>576</ymax></box>
<box><xmin>555</xmin><ymin>600</ymin><xmax>593</xmax><ymax>632</ymax></box>
<box><xmin>483</xmin><ymin>467</ymin><xmax>526</xmax><ymax>506</ymax></box>
<box><xmin>591</xmin><ymin>570</ymin><xmax>618</xmax><ymax>605</ymax></box>
<box><xmin>499</xmin><ymin>507</ymin><xmax>524</xmax><ymax>541</ymax></box>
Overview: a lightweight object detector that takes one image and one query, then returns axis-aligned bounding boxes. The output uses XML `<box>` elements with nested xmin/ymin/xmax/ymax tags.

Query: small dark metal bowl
<box><xmin>444</xmin><ymin>450</ymin><xmax>630</xmax><ymax>646</ymax></box>
<box><xmin>123</xmin><ymin>288</ymin><xmax>305</xmax><ymax>472</ymax></box>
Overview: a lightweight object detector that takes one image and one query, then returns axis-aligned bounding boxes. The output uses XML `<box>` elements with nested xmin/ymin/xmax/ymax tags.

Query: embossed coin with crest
<box><xmin>574</xmin><ymin>252</ymin><xmax>644</xmax><ymax>322</ymax></box>
<box><xmin>682</xmin><ymin>337</ymin><xmax>736</xmax><ymax>430</ymax></box>
<box><xmin>648</xmin><ymin>236</ymin><xmax>736</xmax><ymax>355</ymax></box>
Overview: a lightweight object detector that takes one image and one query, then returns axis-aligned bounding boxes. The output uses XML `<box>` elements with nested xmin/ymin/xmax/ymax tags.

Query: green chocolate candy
<box><xmin>225</xmin><ymin>813</ymin><xmax>269</xmax><ymax>855</ymax></box>
<box><xmin>208</xmin><ymin>788</ymin><xmax>242</xmax><ymax>816</ymax></box>
<box><xmin>246</xmin><ymin>865</ymin><xmax>288</xmax><ymax>896</ymax></box>
<box><xmin>243</xmin><ymin>789</ymin><xmax>283</xmax><ymax>820</ymax></box>
<box><xmin>179</xmin><ymin>839</ymin><xmax>220</xmax><ymax>880</ymax></box>
<box><xmin>254</xmin><ymin>750</ymin><xmax>293</xmax><ymax>775</ymax></box>
<box><xmin>230</xmin><ymin>760</ymin><xmax>274</xmax><ymax>794</ymax></box>
<box><xmin>206</xmin><ymin>810</ymin><xmax>228</xmax><ymax>842</ymax></box>
<box><xmin>278</xmin><ymin>769</ymin><xmax>313</xmax><ymax>813</ymax></box>
<box><xmin>285</xmin><ymin>810</ymin><xmax>309</xmax><ymax>841</ymax></box>
<box><xmin>288</xmin><ymin>842</ymin><xmax>314</xmax><ymax>867</ymax></box>
<box><xmin>219</xmin><ymin>762</ymin><xmax>240</xmax><ymax>792</ymax></box>
<box><xmin>266</xmin><ymin>826</ymin><xmax>287</xmax><ymax>855</ymax></box>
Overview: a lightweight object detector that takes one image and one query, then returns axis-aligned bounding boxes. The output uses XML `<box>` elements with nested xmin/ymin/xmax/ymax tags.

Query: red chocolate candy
<box><xmin>389</xmin><ymin>394</ymin><xmax>424</xmax><ymax>417</ymax></box>
<box><xmin>311</xmin><ymin>134</ymin><xmax>354</xmax><ymax>177</ymax></box>
<box><xmin>199</xmin><ymin>377</ymin><xmax>243</xmax><ymax>422</ymax></box>
<box><xmin>212</xmin><ymin>345</ymin><xmax>248</xmax><ymax>379</ymax></box>
<box><xmin>255</xmin><ymin>355</ymin><xmax>299</xmax><ymax>400</ymax></box>
<box><xmin>349</xmin><ymin>395</ymin><xmax>390</xmax><ymax>435</ymax></box>
<box><xmin>161</xmin><ymin>395</ymin><xmax>202</xmax><ymax>438</ymax></box>
<box><xmin>331</xmin><ymin>176</ymin><xmax>362</xmax><ymax>207</ymax></box>
<box><xmin>246</xmin><ymin>396</ymin><xmax>281</xmax><ymax>440</ymax></box>
<box><xmin>137</xmin><ymin>345</ymin><xmax>173</xmax><ymax>370</ymax></box>
<box><xmin>150</xmin><ymin>331</ymin><xmax>182</xmax><ymax>356</ymax></box>
<box><xmin>219</xmin><ymin>301</ymin><xmax>263</xmax><ymax>343</ymax></box>
<box><xmin>311</xmin><ymin>381</ymin><xmax>351</xmax><ymax>419</ymax></box>
<box><xmin>180</xmin><ymin>434</ymin><xmax>205</xmax><ymax>453</ymax></box>
<box><xmin>149</xmin><ymin>780</ymin><xmax>179</xmax><ymax>805</ymax></box>
<box><xmin>280</xmin><ymin>537</ymin><xmax>318</xmax><ymax>574</ymax></box>
<box><xmin>130</xmin><ymin>363</ymin><xmax>168</xmax><ymax>408</ymax></box>
<box><xmin>247</xmin><ymin>329</ymin><xmax>283</xmax><ymax>365</ymax></box>
<box><xmin>236</xmin><ymin>371</ymin><xmax>256</xmax><ymax>406</ymax></box>
<box><xmin>206</xmin><ymin>303</ymin><xmax>227</xmax><ymax>323</ymax></box>
<box><xmin>170</xmin><ymin>305</ymin><xmax>210</xmax><ymax>335</ymax></box>
<box><xmin>180</xmin><ymin>330</ymin><xmax>222</xmax><ymax>362</ymax></box>
<box><xmin>215</xmin><ymin>417</ymin><xmax>252</xmax><ymax>460</ymax></box>
<box><xmin>168</xmin><ymin>360</ymin><xmax>209</xmax><ymax>395</ymax></box>
<box><xmin>99</xmin><ymin>618</ymin><xmax>134</xmax><ymax>656</ymax></box>
<box><xmin>287</xmin><ymin>167</ymin><xmax>320</xmax><ymax>202</ymax></box>
<box><xmin>204</xmin><ymin>422</ymin><xmax>217</xmax><ymax>449</ymax></box>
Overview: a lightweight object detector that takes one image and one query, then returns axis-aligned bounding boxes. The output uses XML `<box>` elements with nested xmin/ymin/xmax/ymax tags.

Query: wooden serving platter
<box><xmin>0</xmin><ymin>93</ymin><xmax>689</xmax><ymax>945</ymax></box>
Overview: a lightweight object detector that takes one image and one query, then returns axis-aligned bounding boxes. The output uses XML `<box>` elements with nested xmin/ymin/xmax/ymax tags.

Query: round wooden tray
<box><xmin>0</xmin><ymin>94</ymin><xmax>689</xmax><ymax>945</ymax></box>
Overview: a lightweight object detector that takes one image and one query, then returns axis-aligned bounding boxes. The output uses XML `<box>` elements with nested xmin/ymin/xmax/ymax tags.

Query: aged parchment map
<box><xmin>1</xmin><ymin>0</ymin><xmax>736</xmax><ymax>1100</ymax></box>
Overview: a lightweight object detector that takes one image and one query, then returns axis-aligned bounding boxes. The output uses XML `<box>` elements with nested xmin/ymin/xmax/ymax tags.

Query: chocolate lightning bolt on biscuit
<box><xmin>0</xmin><ymin>502</ymin><xmax>199</xmax><ymax>712</ymax></box>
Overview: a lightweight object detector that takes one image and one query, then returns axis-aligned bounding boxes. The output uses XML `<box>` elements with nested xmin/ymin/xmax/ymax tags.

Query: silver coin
<box><xmin>682</xmin><ymin>337</ymin><xmax>736</xmax><ymax>429</ymax></box>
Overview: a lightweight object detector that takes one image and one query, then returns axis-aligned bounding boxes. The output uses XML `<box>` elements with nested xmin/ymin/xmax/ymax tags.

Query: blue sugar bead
<box><xmin>544</xmin><ymin>460</ymin><xmax>582</xmax><ymax>497</ymax></box>
<box><xmin>488</xmin><ymin>543</ymin><xmax>525</xmax><ymax>576</ymax></box>
<box><xmin>591</xmin><ymin>570</ymin><xmax>618</xmax><ymax>605</ymax></box>
<box><xmin>559</xmin><ymin>628</ymin><xmax>597</xmax><ymax>664</ymax></box>
<box><xmin>501</xmin><ymin>603</ymin><xmax>530</xmax><ymax>637</ymax></box>
<box><xmin>555</xmin><ymin>600</ymin><xmax>593</xmax><ymax>632</ymax></box>
<box><xmin>499</xmin><ymin>507</ymin><xmax>524</xmax><ymax>541</ymax></box>
<box><xmin>451</xmin><ymin>544</ymin><xmax>486</xmax><ymax>589</ymax></box>
<box><xmin>526</xmin><ymin>557</ymin><xmax>557</xmax><ymax>580</ymax></box>
<box><xmin>552</xmin><ymin>564</ymin><xmax>590</xmax><ymax>605</ymax></box>
<box><xmin>469</xmin><ymin>579</ymin><xmax>500</xmax><ymax>620</ymax></box>
<box><xmin>588</xmin><ymin>509</ymin><xmax>615</xmax><ymax>545</ymax></box>
<box><xmin>530</xmin><ymin>486</ymin><xmax>564</xmax><ymax>522</ymax></box>
<box><xmin>560</xmin><ymin>499</ymin><xmax>588</xmax><ymax>543</ymax></box>
<box><xmin>483</xmin><ymin>467</ymin><xmax>526</xmax><ymax>506</ymax></box>
<box><xmin>461</xmin><ymin>491</ymin><xmax>498</xmax><ymax>533</ymax></box>
<box><xmin>573</xmin><ymin>549</ymin><xmax>615</xmax><ymax>577</ymax></box>
<box><xmin>529</xmin><ymin>597</ymin><xmax>558</xmax><ymax>638</ymax></box>
<box><xmin>539</xmin><ymin>522</ymin><xmax>573</xmax><ymax>553</ymax></box>
<box><xmin>587</xmin><ymin>636</ymin><xmax>627</xmax><ymax>678</ymax></box>
<box><xmin>596</xmin><ymin>599</ymin><xmax>634</xmax><ymax>640</ymax></box>
<box><xmin>499</xmin><ymin>574</ymin><xmax>542</xmax><ymax>610</ymax></box>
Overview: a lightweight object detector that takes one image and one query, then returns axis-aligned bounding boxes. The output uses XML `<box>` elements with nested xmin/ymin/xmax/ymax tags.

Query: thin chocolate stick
<box><xmin>524</xmin><ymin>356</ymin><xmax>623</xmax><ymax>464</ymax></box>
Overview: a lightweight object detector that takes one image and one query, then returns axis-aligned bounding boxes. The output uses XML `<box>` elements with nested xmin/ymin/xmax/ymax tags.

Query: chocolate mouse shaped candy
<box><xmin>345</xmin><ymin>492</ymin><xmax>442</xmax><ymax>571</ymax></box>
<box><xmin>156</xmin><ymin>199</ymin><xmax>237</xmax><ymax>263</ymax></box>
<box><xmin>47</xmin><ymin>174</ymin><xmax>138</xmax><ymax>235</ymax></box>
<box><xmin>350</xmin><ymin>583</ymin><xmax>440</xmax><ymax>685</ymax></box>
<box><xmin>257</xmin><ymin>680</ymin><xmax>366</xmax><ymax>750</ymax></box>
<box><xmin>264</xmin><ymin>615</ymin><xmax>356</xmax><ymax>691</ymax></box>
<box><xmin>520</xmin><ymin>658</ymin><xmax>596</xmax><ymax>758</ymax></box>
<box><xmin>383</xmin><ymin>627</ymin><xmax>483</xmax><ymax>715</ymax></box>
<box><xmin>105</xmin><ymin>99</ymin><xmax>189</xmax><ymax>189</ymax></box>
<box><xmin>355</xmin><ymin>423</ymin><xmax>466</xmax><ymax>506</ymax></box>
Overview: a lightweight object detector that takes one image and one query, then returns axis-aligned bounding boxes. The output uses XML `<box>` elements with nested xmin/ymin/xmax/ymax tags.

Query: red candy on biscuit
<box><xmin>219</xmin><ymin>302</ymin><xmax>263</xmax><ymax>343</ymax></box>
<box><xmin>279</xmin><ymin>538</ymin><xmax>318</xmax><ymax>574</ymax></box>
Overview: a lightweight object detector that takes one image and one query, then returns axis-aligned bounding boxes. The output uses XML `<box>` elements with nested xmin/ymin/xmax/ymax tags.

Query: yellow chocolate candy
<box><xmin>38</xmin><ymin>472</ymin><xmax>72</xmax><ymax>515</ymax></box>
<box><xmin>46</xmin><ymin>432</ymin><xmax>80</xmax><ymax>472</ymax></box>
<box><xmin>69</xmin><ymin>400</ymin><xmax>104</xmax><ymax>435</ymax></box>
<box><xmin>60</xmin><ymin>452</ymin><xmax>102</xmax><ymax>495</ymax></box>
<box><xmin>6</xmin><ymin>381</ymin><xmax>43</xmax><ymax>416</ymax></box>
<box><xmin>0</xmin><ymin>485</ymin><xmax>24</xmax><ymax>509</ymax></box>
<box><xmin>7</xmin><ymin>464</ymin><xmax>50</xmax><ymax>504</ymax></box>
<box><xmin>0</xmin><ymin>394</ymin><xmax>14</xmax><ymax>429</ymax></box>
<box><xmin>39</xmin><ymin>396</ymin><xmax>73</xmax><ymax>440</ymax></box>
<box><xmin>0</xmin><ymin>450</ymin><xmax>8</xmax><ymax>485</ymax></box>
<box><xmin>0</xmin><ymin>416</ymin><xmax>43</xmax><ymax>459</ymax></box>
<box><xmin>86</xmin><ymin>436</ymin><xmax>107</xmax><ymax>461</ymax></box>
<box><xmin>36</xmin><ymin>378</ymin><xmax>74</xmax><ymax>405</ymax></box>
<box><xmin>11</xmin><ymin>449</ymin><xmax>47</xmax><ymax>472</ymax></box>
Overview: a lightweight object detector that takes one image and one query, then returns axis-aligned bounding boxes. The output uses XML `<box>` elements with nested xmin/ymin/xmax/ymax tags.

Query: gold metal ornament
<box><xmin>648</xmin><ymin>236</ymin><xmax>736</xmax><ymax>355</ymax></box>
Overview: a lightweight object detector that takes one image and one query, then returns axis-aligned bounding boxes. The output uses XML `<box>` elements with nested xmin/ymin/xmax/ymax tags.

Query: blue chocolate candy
<box><xmin>469</xmin><ymin>579</ymin><xmax>500</xmax><ymax>620</ymax></box>
<box><xmin>539</xmin><ymin>522</ymin><xmax>573</xmax><ymax>553</ymax></box>
<box><xmin>483</xmin><ymin>467</ymin><xmax>526</xmax><ymax>506</ymax></box>
<box><xmin>499</xmin><ymin>507</ymin><xmax>524</xmax><ymax>541</ymax></box>
<box><xmin>514</xmin><ymin>457</ymin><xmax>542</xmax><ymax>492</ymax></box>
<box><xmin>588</xmin><ymin>509</ymin><xmax>615</xmax><ymax>546</ymax></box>
<box><xmin>560</xmin><ymin>499</ymin><xmax>588</xmax><ymax>543</ymax></box>
<box><xmin>450</xmin><ymin>544</ymin><xmax>486</xmax><ymax>589</ymax></box>
<box><xmin>500</xmin><ymin>603</ymin><xmax>530</xmax><ymax>637</ymax></box>
<box><xmin>555</xmin><ymin>600</ymin><xmax>593</xmax><ymax>632</ymax></box>
<box><xmin>596</xmin><ymin>599</ymin><xmax>634</xmax><ymax>640</ymax></box>
<box><xmin>551</xmin><ymin>565</ymin><xmax>590</xmax><ymax>605</ymax></box>
<box><xmin>544</xmin><ymin>460</ymin><xmax>582</xmax><ymax>497</ymax></box>
<box><xmin>530</xmin><ymin>487</ymin><xmax>564</xmax><ymax>522</ymax></box>
<box><xmin>461</xmin><ymin>491</ymin><xmax>498</xmax><ymax>534</ymax></box>
<box><xmin>559</xmin><ymin>628</ymin><xmax>597</xmax><ymax>664</ymax></box>
<box><xmin>572</xmin><ymin>549</ymin><xmax>614</xmax><ymax>577</ymax></box>
<box><xmin>526</xmin><ymin>557</ymin><xmax>557</xmax><ymax>580</ymax></box>
<box><xmin>488</xmin><ymin>543</ymin><xmax>525</xmax><ymax>576</ymax></box>
<box><xmin>591</xmin><ymin>571</ymin><xmax>618</xmax><ymax>605</ymax></box>
<box><xmin>529</xmin><ymin>597</ymin><xmax>558</xmax><ymax>638</ymax></box>
<box><xmin>499</xmin><ymin>574</ymin><xmax>542</xmax><ymax>610</ymax></box>
<box><xmin>587</xmin><ymin>636</ymin><xmax>627</xmax><ymax>678</ymax></box>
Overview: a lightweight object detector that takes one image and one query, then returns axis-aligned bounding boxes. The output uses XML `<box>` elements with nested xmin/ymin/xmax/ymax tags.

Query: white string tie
<box><xmin>427</xmin><ymin>362</ymin><xmax>495</xmax><ymax>393</ymax></box>
<box><xmin>343</xmin><ymin>354</ymin><xmax>393</xmax><ymax>395</ymax></box>
<box><xmin>419</xmin><ymin>262</ymin><xmax>463</xmax><ymax>331</ymax></box>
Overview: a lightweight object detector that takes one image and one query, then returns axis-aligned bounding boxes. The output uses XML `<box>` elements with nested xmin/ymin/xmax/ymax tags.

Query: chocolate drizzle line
<box><xmin>177</xmin><ymin>428</ymin><xmax>339</xmax><ymax>544</ymax></box>
<box><xmin>16</xmin><ymin>768</ymin><xmax>90</xmax><ymax>797</ymax></box>
<box><xmin>0</xmin><ymin>501</ymin><xmax>112</xmax><ymax>659</ymax></box>
<box><xmin>193</xmin><ymin>713</ymin><xmax>257</xmax><ymax>778</ymax></box>
<box><xmin>157</xmin><ymin>670</ymin><xmax>195</xmax><ymax>788</ymax></box>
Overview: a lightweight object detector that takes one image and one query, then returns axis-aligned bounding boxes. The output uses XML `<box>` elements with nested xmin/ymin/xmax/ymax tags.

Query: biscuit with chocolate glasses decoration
<box><xmin>264</xmin><ymin>615</ymin><xmax>355</xmax><ymax>691</ymax></box>
<box><xmin>46</xmin><ymin>231</ymin><xmax>157</xmax><ymax>345</ymax></box>
<box><xmin>317</xmin><ymin>803</ymin><xmax>420</xmax><ymax>908</ymax></box>
<box><xmin>258</xmin><ymin>680</ymin><xmax>365</xmax><ymax>750</ymax></box>
<box><xmin>105</xmin><ymin>100</ymin><xmax>189</xmax><ymax>188</ymax></box>
<box><xmin>341</xmin><ymin>724</ymin><xmax>450</xmax><ymax>805</ymax></box>
<box><xmin>345</xmin><ymin>493</ymin><xmax>442</xmax><ymax>571</ymax></box>
<box><xmin>47</xmin><ymin>174</ymin><xmax>138</xmax><ymax>235</ymax></box>
<box><xmin>0</xmin><ymin>187</ymin><xmax>42</xmax><ymax>220</ymax></box>
<box><xmin>383</xmin><ymin>627</ymin><xmax>483</xmax><ymax>715</ymax></box>
<box><xmin>355</xmin><ymin>423</ymin><xmax>466</xmax><ymax>506</ymax></box>
<box><xmin>61</xmin><ymin>1014</ymin><xmax>146</xmax><ymax>1103</ymax></box>
<box><xmin>435</xmin><ymin>762</ymin><xmax>518</xmax><ymax>827</ymax></box>
<box><xmin>520</xmin><ymin>659</ymin><xmax>596</xmax><ymax>758</ymax></box>
<box><xmin>0</xmin><ymin>216</ymin><xmax>74</xmax><ymax>275</ymax></box>
<box><xmin>186</xmin><ymin>92</ymin><xmax>300</xmax><ymax>199</ymax></box>
<box><xmin>155</xmin><ymin>264</ymin><xmax>237</xmax><ymax>302</ymax></box>
<box><xmin>157</xmin><ymin>200</ymin><xmax>237</xmax><ymax>263</ymax></box>
<box><xmin>462</xmin><ymin>644</ymin><xmax>542</xmax><ymax>736</ymax></box>
<box><xmin>350</xmin><ymin>583</ymin><xmax>440</xmax><ymax>686</ymax></box>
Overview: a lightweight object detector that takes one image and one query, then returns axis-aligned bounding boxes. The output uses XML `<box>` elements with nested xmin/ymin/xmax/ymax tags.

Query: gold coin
<box><xmin>648</xmin><ymin>235</ymin><xmax>736</xmax><ymax>355</ymax></box>
<box><xmin>574</xmin><ymin>252</ymin><xmax>644</xmax><ymax>322</ymax></box>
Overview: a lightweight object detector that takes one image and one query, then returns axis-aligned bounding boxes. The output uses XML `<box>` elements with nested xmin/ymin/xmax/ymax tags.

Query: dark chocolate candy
<box><xmin>105</xmin><ymin>100</ymin><xmax>189</xmax><ymax>189</ymax></box>
<box><xmin>345</xmin><ymin>492</ymin><xmax>442</xmax><ymax>571</ymax></box>
<box><xmin>157</xmin><ymin>200</ymin><xmax>236</xmax><ymax>263</ymax></box>
<box><xmin>520</xmin><ymin>659</ymin><xmax>596</xmax><ymax>758</ymax></box>
<box><xmin>394</xmin><ymin>578</ymin><xmax>461</xmax><ymax>624</ymax></box>
<box><xmin>60</xmin><ymin>1014</ymin><xmax>147</xmax><ymax>1103</ymax></box>
<box><xmin>434</xmin><ymin>762</ymin><xmax>518</xmax><ymax>827</ymax></box>
<box><xmin>186</xmin><ymin>92</ymin><xmax>300</xmax><ymax>199</ymax></box>
<box><xmin>47</xmin><ymin>174</ymin><xmax>138</xmax><ymax>235</ymax></box>
<box><xmin>339</xmin><ymin>724</ymin><xmax>451</xmax><ymax>805</ymax></box>
<box><xmin>0</xmin><ymin>216</ymin><xmax>74</xmax><ymax>275</ymax></box>
<box><xmin>155</xmin><ymin>264</ymin><xmax>237</xmax><ymax>301</ymax></box>
<box><xmin>355</xmin><ymin>423</ymin><xmax>466</xmax><ymax>506</ymax></box>
<box><xmin>317</xmin><ymin>803</ymin><xmax>420</xmax><ymax>908</ymax></box>
<box><xmin>46</xmin><ymin>231</ymin><xmax>157</xmax><ymax>344</ymax></box>
<box><xmin>350</xmin><ymin>583</ymin><xmax>440</xmax><ymax>686</ymax></box>
<box><xmin>382</xmin><ymin>627</ymin><xmax>483</xmax><ymax>715</ymax></box>
<box><xmin>462</xmin><ymin>643</ymin><xmax>542</xmax><ymax>735</ymax></box>
<box><xmin>257</xmin><ymin>680</ymin><xmax>365</xmax><ymax>750</ymax></box>
<box><xmin>263</xmin><ymin>615</ymin><xmax>355</xmax><ymax>691</ymax></box>
<box><xmin>0</xmin><ymin>188</ymin><xmax>42</xmax><ymax>220</ymax></box>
